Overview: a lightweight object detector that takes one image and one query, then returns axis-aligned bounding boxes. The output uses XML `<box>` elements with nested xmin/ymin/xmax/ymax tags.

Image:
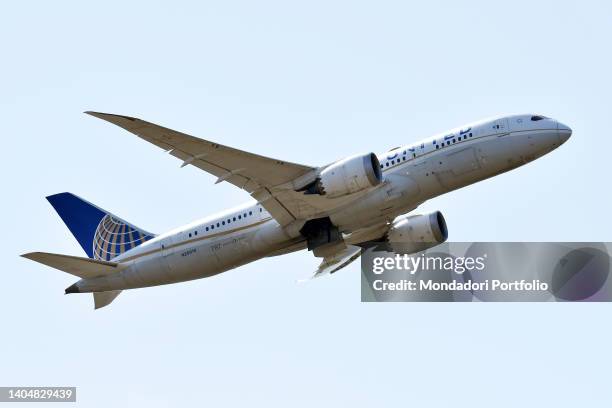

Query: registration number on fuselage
<box><xmin>181</xmin><ymin>248</ymin><xmax>197</xmax><ymax>257</ymax></box>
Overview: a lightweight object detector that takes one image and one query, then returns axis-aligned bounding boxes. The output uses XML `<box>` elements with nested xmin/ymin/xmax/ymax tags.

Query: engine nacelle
<box><xmin>386</xmin><ymin>211</ymin><xmax>448</xmax><ymax>254</ymax></box>
<box><xmin>309</xmin><ymin>153</ymin><xmax>382</xmax><ymax>198</ymax></box>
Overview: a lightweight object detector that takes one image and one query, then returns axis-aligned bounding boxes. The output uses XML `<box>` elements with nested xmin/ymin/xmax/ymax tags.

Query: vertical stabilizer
<box><xmin>46</xmin><ymin>193</ymin><xmax>155</xmax><ymax>261</ymax></box>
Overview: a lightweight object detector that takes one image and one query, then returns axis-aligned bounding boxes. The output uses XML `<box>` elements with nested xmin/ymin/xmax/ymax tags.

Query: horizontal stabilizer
<box><xmin>21</xmin><ymin>252</ymin><xmax>126</xmax><ymax>279</ymax></box>
<box><xmin>93</xmin><ymin>290</ymin><xmax>122</xmax><ymax>309</ymax></box>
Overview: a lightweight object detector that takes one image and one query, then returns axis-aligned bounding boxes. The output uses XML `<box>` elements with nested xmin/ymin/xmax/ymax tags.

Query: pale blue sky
<box><xmin>2</xmin><ymin>0</ymin><xmax>611</xmax><ymax>406</ymax></box>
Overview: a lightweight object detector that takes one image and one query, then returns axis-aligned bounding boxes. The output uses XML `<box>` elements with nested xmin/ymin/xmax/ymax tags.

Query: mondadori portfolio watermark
<box><xmin>361</xmin><ymin>242</ymin><xmax>612</xmax><ymax>302</ymax></box>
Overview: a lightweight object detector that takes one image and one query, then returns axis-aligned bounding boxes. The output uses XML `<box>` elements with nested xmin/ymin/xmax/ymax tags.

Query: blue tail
<box><xmin>46</xmin><ymin>193</ymin><xmax>156</xmax><ymax>261</ymax></box>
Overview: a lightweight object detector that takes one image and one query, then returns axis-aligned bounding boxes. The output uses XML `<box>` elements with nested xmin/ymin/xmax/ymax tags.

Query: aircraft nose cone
<box><xmin>557</xmin><ymin>121</ymin><xmax>572</xmax><ymax>143</ymax></box>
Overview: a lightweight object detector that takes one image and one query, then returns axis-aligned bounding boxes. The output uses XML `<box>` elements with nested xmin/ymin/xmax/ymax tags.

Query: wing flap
<box><xmin>300</xmin><ymin>245</ymin><xmax>362</xmax><ymax>281</ymax></box>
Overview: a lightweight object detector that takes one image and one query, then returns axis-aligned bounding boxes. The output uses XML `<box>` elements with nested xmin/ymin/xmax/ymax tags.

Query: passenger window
<box><xmin>206</xmin><ymin>227</ymin><xmax>209</xmax><ymax>231</ymax></box>
<box><xmin>249</xmin><ymin>211</ymin><xmax>253</xmax><ymax>216</ymax></box>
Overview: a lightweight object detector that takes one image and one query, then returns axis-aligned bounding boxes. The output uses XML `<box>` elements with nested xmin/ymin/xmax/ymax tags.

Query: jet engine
<box><xmin>386</xmin><ymin>211</ymin><xmax>448</xmax><ymax>254</ymax></box>
<box><xmin>302</xmin><ymin>153</ymin><xmax>383</xmax><ymax>198</ymax></box>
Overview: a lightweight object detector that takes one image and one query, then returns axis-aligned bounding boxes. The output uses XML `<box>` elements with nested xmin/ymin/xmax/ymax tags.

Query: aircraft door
<box><xmin>491</xmin><ymin>118</ymin><xmax>509</xmax><ymax>134</ymax></box>
<box><xmin>159</xmin><ymin>237</ymin><xmax>174</xmax><ymax>275</ymax></box>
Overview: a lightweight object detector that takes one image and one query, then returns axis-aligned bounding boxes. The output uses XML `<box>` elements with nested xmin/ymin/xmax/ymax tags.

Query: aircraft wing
<box><xmin>299</xmin><ymin>245</ymin><xmax>363</xmax><ymax>281</ymax></box>
<box><xmin>86</xmin><ymin>112</ymin><xmax>317</xmax><ymax>225</ymax></box>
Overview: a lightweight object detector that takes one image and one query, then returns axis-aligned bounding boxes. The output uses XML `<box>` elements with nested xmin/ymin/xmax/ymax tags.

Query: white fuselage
<box><xmin>75</xmin><ymin>114</ymin><xmax>571</xmax><ymax>292</ymax></box>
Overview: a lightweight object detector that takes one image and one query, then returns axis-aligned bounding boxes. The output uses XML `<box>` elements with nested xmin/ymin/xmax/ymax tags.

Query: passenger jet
<box><xmin>22</xmin><ymin>113</ymin><xmax>571</xmax><ymax>308</ymax></box>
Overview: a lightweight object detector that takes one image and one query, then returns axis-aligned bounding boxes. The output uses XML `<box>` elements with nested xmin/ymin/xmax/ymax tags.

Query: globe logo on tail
<box><xmin>92</xmin><ymin>215</ymin><xmax>153</xmax><ymax>261</ymax></box>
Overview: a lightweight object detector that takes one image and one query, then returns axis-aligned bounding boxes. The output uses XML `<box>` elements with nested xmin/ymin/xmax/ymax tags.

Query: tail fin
<box><xmin>46</xmin><ymin>193</ymin><xmax>155</xmax><ymax>261</ymax></box>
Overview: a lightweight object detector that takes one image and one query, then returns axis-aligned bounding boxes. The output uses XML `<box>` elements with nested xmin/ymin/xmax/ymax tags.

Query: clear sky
<box><xmin>2</xmin><ymin>0</ymin><xmax>611</xmax><ymax>406</ymax></box>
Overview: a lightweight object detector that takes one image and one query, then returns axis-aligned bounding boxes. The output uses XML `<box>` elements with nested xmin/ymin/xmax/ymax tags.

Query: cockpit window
<box><xmin>531</xmin><ymin>115</ymin><xmax>549</xmax><ymax>121</ymax></box>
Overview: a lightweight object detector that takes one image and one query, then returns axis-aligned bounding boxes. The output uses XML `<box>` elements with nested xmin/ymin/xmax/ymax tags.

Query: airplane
<box><xmin>22</xmin><ymin>112</ymin><xmax>572</xmax><ymax>308</ymax></box>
